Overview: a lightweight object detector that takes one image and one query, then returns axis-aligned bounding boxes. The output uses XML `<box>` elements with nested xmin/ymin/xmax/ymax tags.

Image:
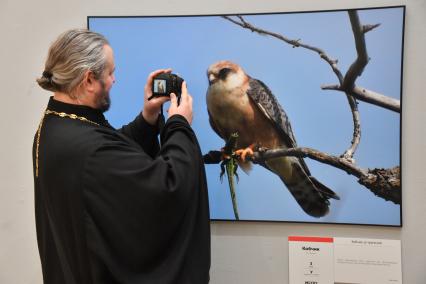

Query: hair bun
<box><xmin>37</xmin><ymin>71</ymin><xmax>56</xmax><ymax>92</ymax></box>
<box><xmin>42</xmin><ymin>71</ymin><xmax>53</xmax><ymax>79</ymax></box>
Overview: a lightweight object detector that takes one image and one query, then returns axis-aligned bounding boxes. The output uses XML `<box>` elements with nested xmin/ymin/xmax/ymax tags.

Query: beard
<box><xmin>96</xmin><ymin>79</ymin><xmax>111</xmax><ymax>112</ymax></box>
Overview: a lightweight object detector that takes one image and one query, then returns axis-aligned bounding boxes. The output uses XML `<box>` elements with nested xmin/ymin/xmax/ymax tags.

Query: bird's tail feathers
<box><xmin>278</xmin><ymin>161</ymin><xmax>337</xmax><ymax>218</ymax></box>
<box><xmin>310</xmin><ymin>176</ymin><xmax>340</xmax><ymax>200</ymax></box>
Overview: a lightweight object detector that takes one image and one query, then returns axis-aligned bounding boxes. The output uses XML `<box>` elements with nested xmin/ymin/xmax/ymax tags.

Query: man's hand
<box><xmin>168</xmin><ymin>81</ymin><xmax>193</xmax><ymax>124</ymax></box>
<box><xmin>143</xmin><ymin>69</ymin><xmax>172</xmax><ymax>125</ymax></box>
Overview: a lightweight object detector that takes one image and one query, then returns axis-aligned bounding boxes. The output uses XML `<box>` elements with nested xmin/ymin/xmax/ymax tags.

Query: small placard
<box><xmin>334</xmin><ymin>237</ymin><xmax>402</xmax><ymax>284</ymax></box>
<box><xmin>288</xmin><ymin>236</ymin><xmax>334</xmax><ymax>284</ymax></box>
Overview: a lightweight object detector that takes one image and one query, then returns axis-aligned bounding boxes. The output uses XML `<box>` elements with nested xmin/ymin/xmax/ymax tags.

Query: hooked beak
<box><xmin>208</xmin><ymin>73</ymin><xmax>217</xmax><ymax>86</ymax></box>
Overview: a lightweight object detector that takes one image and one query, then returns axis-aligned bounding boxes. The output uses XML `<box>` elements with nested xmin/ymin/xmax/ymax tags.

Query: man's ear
<box><xmin>82</xmin><ymin>70</ymin><xmax>97</xmax><ymax>93</ymax></box>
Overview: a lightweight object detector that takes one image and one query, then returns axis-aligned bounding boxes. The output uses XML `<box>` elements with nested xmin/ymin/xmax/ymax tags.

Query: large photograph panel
<box><xmin>89</xmin><ymin>6</ymin><xmax>403</xmax><ymax>226</ymax></box>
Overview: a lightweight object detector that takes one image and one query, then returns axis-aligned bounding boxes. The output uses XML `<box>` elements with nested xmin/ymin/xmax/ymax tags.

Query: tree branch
<box><xmin>342</xmin><ymin>11</ymin><xmax>370</xmax><ymax>91</ymax></box>
<box><xmin>252</xmin><ymin>147</ymin><xmax>367</xmax><ymax>178</ymax></box>
<box><xmin>222</xmin><ymin>15</ymin><xmax>344</xmax><ymax>83</ymax></box>
<box><xmin>340</xmin><ymin>94</ymin><xmax>361</xmax><ymax>161</ymax></box>
<box><xmin>251</xmin><ymin>147</ymin><xmax>400</xmax><ymax>204</ymax></box>
<box><xmin>322</xmin><ymin>84</ymin><xmax>401</xmax><ymax>112</ymax></box>
<box><xmin>203</xmin><ymin>147</ymin><xmax>401</xmax><ymax>204</ymax></box>
<box><xmin>339</xmin><ymin>10</ymin><xmax>376</xmax><ymax>160</ymax></box>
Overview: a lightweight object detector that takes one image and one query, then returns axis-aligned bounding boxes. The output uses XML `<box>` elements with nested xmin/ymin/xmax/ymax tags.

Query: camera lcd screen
<box><xmin>153</xmin><ymin>79</ymin><xmax>167</xmax><ymax>94</ymax></box>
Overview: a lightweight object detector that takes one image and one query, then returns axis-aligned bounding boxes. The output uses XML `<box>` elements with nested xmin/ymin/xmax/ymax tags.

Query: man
<box><xmin>33</xmin><ymin>29</ymin><xmax>210</xmax><ymax>284</ymax></box>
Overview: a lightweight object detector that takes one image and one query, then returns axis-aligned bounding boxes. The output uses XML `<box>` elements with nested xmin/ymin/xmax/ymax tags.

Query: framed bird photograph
<box><xmin>88</xmin><ymin>5</ymin><xmax>404</xmax><ymax>226</ymax></box>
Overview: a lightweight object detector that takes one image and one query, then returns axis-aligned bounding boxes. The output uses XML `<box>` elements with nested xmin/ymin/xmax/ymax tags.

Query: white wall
<box><xmin>1</xmin><ymin>0</ymin><xmax>425</xmax><ymax>283</ymax></box>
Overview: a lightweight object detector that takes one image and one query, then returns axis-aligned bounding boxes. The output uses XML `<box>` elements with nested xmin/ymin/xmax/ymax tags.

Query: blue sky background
<box><xmin>89</xmin><ymin>7</ymin><xmax>404</xmax><ymax>225</ymax></box>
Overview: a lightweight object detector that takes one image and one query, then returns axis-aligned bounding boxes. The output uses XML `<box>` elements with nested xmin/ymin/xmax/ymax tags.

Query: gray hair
<box><xmin>37</xmin><ymin>29</ymin><xmax>109</xmax><ymax>95</ymax></box>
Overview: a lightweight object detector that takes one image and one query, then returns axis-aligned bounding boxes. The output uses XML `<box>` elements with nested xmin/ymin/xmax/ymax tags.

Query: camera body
<box><xmin>151</xmin><ymin>73</ymin><xmax>184</xmax><ymax>101</ymax></box>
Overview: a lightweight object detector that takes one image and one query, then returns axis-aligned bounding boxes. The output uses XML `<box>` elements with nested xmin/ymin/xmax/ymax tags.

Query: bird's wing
<box><xmin>208</xmin><ymin>109</ymin><xmax>225</xmax><ymax>140</ymax></box>
<box><xmin>247</xmin><ymin>77</ymin><xmax>311</xmax><ymax>175</ymax></box>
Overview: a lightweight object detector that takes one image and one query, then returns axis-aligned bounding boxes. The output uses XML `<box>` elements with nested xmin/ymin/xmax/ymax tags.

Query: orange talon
<box><xmin>235</xmin><ymin>145</ymin><xmax>255</xmax><ymax>161</ymax></box>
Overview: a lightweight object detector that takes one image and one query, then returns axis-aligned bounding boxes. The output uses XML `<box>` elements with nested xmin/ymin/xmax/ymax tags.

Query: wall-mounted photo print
<box><xmin>88</xmin><ymin>6</ymin><xmax>404</xmax><ymax>226</ymax></box>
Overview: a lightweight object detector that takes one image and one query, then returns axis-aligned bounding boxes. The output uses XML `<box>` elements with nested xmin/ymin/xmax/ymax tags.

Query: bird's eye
<box><xmin>218</xmin><ymin>68</ymin><xmax>232</xmax><ymax>79</ymax></box>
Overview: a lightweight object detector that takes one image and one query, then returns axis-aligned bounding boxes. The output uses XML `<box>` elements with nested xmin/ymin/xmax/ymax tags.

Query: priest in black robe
<box><xmin>32</xmin><ymin>29</ymin><xmax>210</xmax><ymax>284</ymax></box>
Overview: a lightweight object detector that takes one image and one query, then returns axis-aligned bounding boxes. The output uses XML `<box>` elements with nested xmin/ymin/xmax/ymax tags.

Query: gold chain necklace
<box><xmin>35</xmin><ymin>109</ymin><xmax>99</xmax><ymax>177</ymax></box>
<box><xmin>44</xmin><ymin>110</ymin><xmax>99</xmax><ymax>125</ymax></box>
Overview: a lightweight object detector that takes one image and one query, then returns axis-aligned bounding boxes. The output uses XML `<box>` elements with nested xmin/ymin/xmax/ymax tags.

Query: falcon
<box><xmin>206</xmin><ymin>60</ymin><xmax>339</xmax><ymax>217</ymax></box>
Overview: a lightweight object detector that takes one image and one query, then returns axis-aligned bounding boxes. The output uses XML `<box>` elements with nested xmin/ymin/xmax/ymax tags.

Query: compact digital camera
<box><xmin>151</xmin><ymin>73</ymin><xmax>184</xmax><ymax>102</ymax></box>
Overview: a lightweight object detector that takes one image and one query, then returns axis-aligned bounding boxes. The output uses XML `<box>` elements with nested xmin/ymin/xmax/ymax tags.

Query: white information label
<box><xmin>333</xmin><ymin>237</ymin><xmax>402</xmax><ymax>284</ymax></box>
<box><xmin>289</xmin><ymin>236</ymin><xmax>334</xmax><ymax>284</ymax></box>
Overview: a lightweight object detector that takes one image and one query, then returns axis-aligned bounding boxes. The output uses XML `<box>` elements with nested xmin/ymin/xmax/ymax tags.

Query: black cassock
<box><xmin>32</xmin><ymin>98</ymin><xmax>210</xmax><ymax>284</ymax></box>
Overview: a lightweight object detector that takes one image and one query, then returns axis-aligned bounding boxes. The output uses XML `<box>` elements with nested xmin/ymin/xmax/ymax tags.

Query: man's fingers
<box><xmin>170</xmin><ymin>93</ymin><xmax>178</xmax><ymax>107</ymax></box>
<box><xmin>180</xmin><ymin>81</ymin><xmax>191</xmax><ymax>104</ymax></box>
<box><xmin>181</xmin><ymin>81</ymin><xmax>187</xmax><ymax>92</ymax></box>
<box><xmin>150</xmin><ymin>95</ymin><xmax>170</xmax><ymax>105</ymax></box>
<box><xmin>181</xmin><ymin>81</ymin><xmax>188</xmax><ymax>99</ymax></box>
<box><xmin>149</xmin><ymin>68</ymin><xmax>172</xmax><ymax>78</ymax></box>
<box><xmin>146</xmin><ymin>68</ymin><xmax>172</xmax><ymax>87</ymax></box>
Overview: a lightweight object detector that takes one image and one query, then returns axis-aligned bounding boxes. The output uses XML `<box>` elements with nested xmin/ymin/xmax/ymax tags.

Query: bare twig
<box><xmin>363</xmin><ymin>23</ymin><xmax>381</xmax><ymax>33</ymax></box>
<box><xmin>340</xmin><ymin>94</ymin><xmax>360</xmax><ymax>161</ymax></box>
<box><xmin>222</xmin><ymin>15</ymin><xmax>344</xmax><ymax>83</ymax></box>
<box><xmin>322</xmin><ymin>84</ymin><xmax>401</xmax><ymax>112</ymax></box>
